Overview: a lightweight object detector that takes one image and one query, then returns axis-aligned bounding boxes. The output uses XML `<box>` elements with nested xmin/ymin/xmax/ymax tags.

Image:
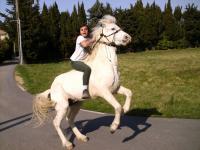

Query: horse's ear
<box><xmin>101</xmin><ymin>15</ymin><xmax>116</xmax><ymax>24</ymax></box>
<box><xmin>98</xmin><ymin>23</ymin><xmax>105</xmax><ymax>28</ymax></box>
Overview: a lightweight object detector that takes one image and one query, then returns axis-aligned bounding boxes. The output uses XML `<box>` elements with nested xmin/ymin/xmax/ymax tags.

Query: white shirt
<box><xmin>70</xmin><ymin>35</ymin><xmax>88</xmax><ymax>61</ymax></box>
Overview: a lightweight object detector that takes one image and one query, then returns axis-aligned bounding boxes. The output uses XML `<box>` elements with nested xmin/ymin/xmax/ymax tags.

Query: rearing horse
<box><xmin>33</xmin><ymin>15</ymin><xmax>133</xmax><ymax>150</ymax></box>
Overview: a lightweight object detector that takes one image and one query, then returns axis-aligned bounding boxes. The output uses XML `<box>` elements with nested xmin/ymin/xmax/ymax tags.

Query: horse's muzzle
<box><xmin>123</xmin><ymin>34</ymin><xmax>132</xmax><ymax>45</ymax></box>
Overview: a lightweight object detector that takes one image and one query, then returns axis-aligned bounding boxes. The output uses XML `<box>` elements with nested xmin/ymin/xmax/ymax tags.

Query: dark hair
<box><xmin>80</xmin><ymin>24</ymin><xmax>88</xmax><ymax>29</ymax></box>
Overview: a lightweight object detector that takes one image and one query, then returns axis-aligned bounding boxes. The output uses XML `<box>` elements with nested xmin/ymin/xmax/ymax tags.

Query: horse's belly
<box><xmin>51</xmin><ymin>71</ymin><xmax>84</xmax><ymax>100</ymax></box>
<box><xmin>90</xmin><ymin>68</ymin><xmax>120</xmax><ymax>93</ymax></box>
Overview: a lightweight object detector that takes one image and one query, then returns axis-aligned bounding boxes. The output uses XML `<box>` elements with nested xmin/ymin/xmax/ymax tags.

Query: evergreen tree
<box><xmin>183</xmin><ymin>4</ymin><xmax>200</xmax><ymax>47</ymax></box>
<box><xmin>39</xmin><ymin>3</ymin><xmax>51</xmax><ymax>61</ymax></box>
<box><xmin>1</xmin><ymin>0</ymin><xmax>19</xmax><ymax>57</ymax></box>
<box><xmin>26</xmin><ymin>0</ymin><xmax>44</xmax><ymax>62</ymax></box>
<box><xmin>174</xmin><ymin>6</ymin><xmax>182</xmax><ymax>21</ymax></box>
<box><xmin>2</xmin><ymin>0</ymin><xmax>44</xmax><ymax>62</ymax></box>
<box><xmin>173</xmin><ymin>6</ymin><xmax>185</xmax><ymax>48</ymax></box>
<box><xmin>71</xmin><ymin>5</ymin><xmax>79</xmax><ymax>35</ymax></box>
<box><xmin>88</xmin><ymin>0</ymin><xmax>113</xmax><ymax>28</ymax></box>
<box><xmin>104</xmin><ymin>3</ymin><xmax>113</xmax><ymax>15</ymax></box>
<box><xmin>141</xmin><ymin>2</ymin><xmax>163</xmax><ymax>50</ymax></box>
<box><xmin>65</xmin><ymin>12</ymin><xmax>75</xmax><ymax>57</ymax></box>
<box><xmin>78</xmin><ymin>2</ymin><xmax>87</xmax><ymax>25</ymax></box>
<box><xmin>48</xmin><ymin>2</ymin><xmax>61</xmax><ymax>59</ymax></box>
<box><xmin>60</xmin><ymin>11</ymin><xmax>72</xmax><ymax>58</ymax></box>
<box><xmin>129</xmin><ymin>0</ymin><xmax>146</xmax><ymax>50</ymax></box>
<box><xmin>88</xmin><ymin>0</ymin><xmax>104</xmax><ymax>27</ymax></box>
<box><xmin>163</xmin><ymin>0</ymin><xmax>175</xmax><ymax>40</ymax></box>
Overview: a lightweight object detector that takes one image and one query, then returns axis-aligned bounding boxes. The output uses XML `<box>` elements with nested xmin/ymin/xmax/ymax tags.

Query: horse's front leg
<box><xmin>101</xmin><ymin>89</ymin><xmax>122</xmax><ymax>133</ymax></box>
<box><xmin>117</xmin><ymin>85</ymin><xmax>132</xmax><ymax>114</ymax></box>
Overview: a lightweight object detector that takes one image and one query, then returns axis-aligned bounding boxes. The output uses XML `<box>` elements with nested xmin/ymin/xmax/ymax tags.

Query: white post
<box><xmin>15</xmin><ymin>0</ymin><xmax>23</xmax><ymax>64</ymax></box>
<box><xmin>13</xmin><ymin>42</ymin><xmax>16</xmax><ymax>57</ymax></box>
<box><xmin>18</xmin><ymin>19</ymin><xmax>23</xmax><ymax>64</ymax></box>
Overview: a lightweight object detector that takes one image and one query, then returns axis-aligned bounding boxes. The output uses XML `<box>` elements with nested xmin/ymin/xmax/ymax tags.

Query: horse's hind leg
<box><xmin>117</xmin><ymin>85</ymin><xmax>132</xmax><ymax>114</ymax></box>
<box><xmin>66</xmin><ymin>102</ymin><xmax>89</xmax><ymax>142</ymax></box>
<box><xmin>53</xmin><ymin>103</ymin><xmax>73</xmax><ymax>150</ymax></box>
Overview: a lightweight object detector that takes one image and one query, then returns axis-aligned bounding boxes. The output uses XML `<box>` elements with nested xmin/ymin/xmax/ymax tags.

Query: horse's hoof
<box><xmin>78</xmin><ymin>136</ymin><xmax>89</xmax><ymax>142</ymax></box>
<box><xmin>82</xmin><ymin>136</ymin><xmax>89</xmax><ymax>142</ymax></box>
<box><xmin>66</xmin><ymin>144</ymin><xmax>73</xmax><ymax>150</ymax></box>
<box><xmin>123</xmin><ymin>106</ymin><xmax>130</xmax><ymax>114</ymax></box>
<box><xmin>84</xmin><ymin>136</ymin><xmax>89</xmax><ymax>142</ymax></box>
<box><xmin>110</xmin><ymin>129</ymin><xmax>115</xmax><ymax>134</ymax></box>
<box><xmin>110</xmin><ymin>122</ymin><xmax>118</xmax><ymax>134</ymax></box>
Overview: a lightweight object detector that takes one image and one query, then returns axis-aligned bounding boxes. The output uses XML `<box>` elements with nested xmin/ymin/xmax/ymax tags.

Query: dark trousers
<box><xmin>70</xmin><ymin>61</ymin><xmax>91</xmax><ymax>86</ymax></box>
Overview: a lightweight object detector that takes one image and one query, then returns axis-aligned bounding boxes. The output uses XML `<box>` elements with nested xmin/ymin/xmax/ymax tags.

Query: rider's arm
<box><xmin>80</xmin><ymin>38</ymin><xmax>95</xmax><ymax>48</ymax></box>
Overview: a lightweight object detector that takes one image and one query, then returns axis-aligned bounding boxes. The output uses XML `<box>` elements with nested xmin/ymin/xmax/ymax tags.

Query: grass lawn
<box><xmin>16</xmin><ymin>48</ymin><xmax>200</xmax><ymax>118</ymax></box>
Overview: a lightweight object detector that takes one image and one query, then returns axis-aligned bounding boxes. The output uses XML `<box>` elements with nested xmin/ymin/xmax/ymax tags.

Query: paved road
<box><xmin>0</xmin><ymin>63</ymin><xmax>200</xmax><ymax>150</ymax></box>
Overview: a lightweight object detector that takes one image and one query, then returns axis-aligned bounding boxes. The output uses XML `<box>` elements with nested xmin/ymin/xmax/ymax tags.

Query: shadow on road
<box><xmin>0</xmin><ymin>59</ymin><xmax>19</xmax><ymax>66</ymax></box>
<box><xmin>0</xmin><ymin>113</ymin><xmax>32</xmax><ymax>132</ymax></box>
<box><xmin>66</xmin><ymin>108</ymin><xmax>161</xmax><ymax>143</ymax></box>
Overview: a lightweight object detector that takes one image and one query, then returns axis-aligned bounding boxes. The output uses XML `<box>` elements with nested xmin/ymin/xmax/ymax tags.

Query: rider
<box><xmin>70</xmin><ymin>24</ymin><xmax>95</xmax><ymax>99</ymax></box>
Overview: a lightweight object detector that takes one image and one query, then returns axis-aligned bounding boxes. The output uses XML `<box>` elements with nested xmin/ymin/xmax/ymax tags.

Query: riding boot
<box><xmin>82</xmin><ymin>89</ymin><xmax>90</xmax><ymax>99</ymax></box>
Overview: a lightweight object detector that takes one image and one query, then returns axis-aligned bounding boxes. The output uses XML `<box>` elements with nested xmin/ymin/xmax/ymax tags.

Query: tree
<box><xmin>104</xmin><ymin>3</ymin><xmax>113</xmax><ymax>15</ymax></box>
<box><xmin>173</xmin><ymin>6</ymin><xmax>186</xmax><ymax>48</ymax></box>
<box><xmin>142</xmin><ymin>2</ymin><xmax>163</xmax><ymax>49</ymax></box>
<box><xmin>1</xmin><ymin>0</ymin><xmax>18</xmax><ymax>57</ymax></box>
<box><xmin>25</xmin><ymin>0</ymin><xmax>44</xmax><ymax>62</ymax></box>
<box><xmin>39</xmin><ymin>3</ymin><xmax>51</xmax><ymax>61</ymax></box>
<box><xmin>174</xmin><ymin>6</ymin><xmax>182</xmax><ymax>21</ymax></box>
<box><xmin>78</xmin><ymin>2</ymin><xmax>87</xmax><ymax>26</ymax></box>
<box><xmin>183</xmin><ymin>4</ymin><xmax>200</xmax><ymax>47</ymax></box>
<box><xmin>129</xmin><ymin>0</ymin><xmax>146</xmax><ymax>50</ymax></box>
<box><xmin>88</xmin><ymin>0</ymin><xmax>104</xmax><ymax>27</ymax></box>
<box><xmin>59</xmin><ymin>11</ymin><xmax>72</xmax><ymax>58</ymax></box>
<box><xmin>163</xmin><ymin>0</ymin><xmax>177</xmax><ymax>41</ymax></box>
<box><xmin>48</xmin><ymin>2</ymin><xmax>61</xmax><ymax>59</ymax></box>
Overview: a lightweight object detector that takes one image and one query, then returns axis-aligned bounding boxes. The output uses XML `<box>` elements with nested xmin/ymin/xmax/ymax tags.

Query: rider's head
<box><xmin>80</xmin><ymin>24</ymin><xmax>89</xmax><ymax>37</ymax></box>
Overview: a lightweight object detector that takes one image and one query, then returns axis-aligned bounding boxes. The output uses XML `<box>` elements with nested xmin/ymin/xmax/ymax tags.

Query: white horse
<box><xmin>33</xmin><ymin>15</ymin><xmax>132</xmax><ymax>150</ymax></box>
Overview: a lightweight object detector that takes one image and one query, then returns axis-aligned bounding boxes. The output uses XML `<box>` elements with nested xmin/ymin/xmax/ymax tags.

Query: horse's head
<box><xmin>92</xmin><ymin>15</ymin><xmax>132</xmax><ymax>46</ymax></box>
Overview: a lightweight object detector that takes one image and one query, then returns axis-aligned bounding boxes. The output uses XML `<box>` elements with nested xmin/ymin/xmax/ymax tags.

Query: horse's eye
<box><xmin>111</xmin><ymin>28</ymin><xmax>115</xmax><ymax>30</ymax></box>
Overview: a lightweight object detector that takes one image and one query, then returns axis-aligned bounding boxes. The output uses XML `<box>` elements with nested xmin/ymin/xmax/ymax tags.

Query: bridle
<box><xmin>92</xmin><ymin>26</ymin><xmax>121</xmax><ymax>49</ymax></box>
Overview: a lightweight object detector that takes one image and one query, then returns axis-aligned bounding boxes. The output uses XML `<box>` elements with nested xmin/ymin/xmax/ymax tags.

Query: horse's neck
<box><xmin>87</xmin><ymin>44</ymin><xmax>118</xmax><ymax>67</ymax></box>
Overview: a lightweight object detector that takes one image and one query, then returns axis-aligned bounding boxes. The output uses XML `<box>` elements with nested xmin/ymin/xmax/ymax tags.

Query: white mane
<box><xmin>99</xmin><ymin>15</ymin><xmax>116</xmax><ymax>24</ymax></box>
<box><xmin>91</xmin><ymin>15</ymin><xmax>117</xmax><ymax>39</ymax></box>
<box><xmin>86</xmin><ymin>15</ymin><xmax>117</xmax><ymax>62</ymax></box>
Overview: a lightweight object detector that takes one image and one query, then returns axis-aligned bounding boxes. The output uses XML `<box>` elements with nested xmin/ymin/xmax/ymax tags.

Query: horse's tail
<box><xmin>32</xmin><ymin>89</ymin><xmax>55</xmax><ymax>127</ymax></box>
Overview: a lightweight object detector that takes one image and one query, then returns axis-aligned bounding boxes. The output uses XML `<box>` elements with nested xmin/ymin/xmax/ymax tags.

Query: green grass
<box><xmin>16</xmin><ymin>48</ymin><xmax>200</xmax><ymax>118</ymax></box>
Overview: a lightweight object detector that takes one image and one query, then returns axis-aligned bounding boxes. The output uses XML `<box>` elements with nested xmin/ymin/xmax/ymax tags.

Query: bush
<box><xmin>0</xmin><ymin>39</ymin><xmax>12</xmax><ymax>63</ymax></box>
<box><xmin>156</xmin><ymin>38</ymin><xmax>174</xmax><ymax>50</ymax></box>
<box><xmin>173</xmin><ymin>39</ymin><xmax>190</xmax><ymax>49</ymax></box>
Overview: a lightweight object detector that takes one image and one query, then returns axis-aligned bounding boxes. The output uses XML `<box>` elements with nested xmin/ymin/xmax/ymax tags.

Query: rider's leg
<box><xmin>70</xmin><ymin>61</ymin><xmax>91</xmax><ymax>98</ymax></box>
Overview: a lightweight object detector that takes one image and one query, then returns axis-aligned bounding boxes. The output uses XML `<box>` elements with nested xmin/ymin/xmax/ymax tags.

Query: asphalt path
<box><xmin>0</xmin><ymin>62</ymin><xmax>200</xmax><ymax>150</ymax></box>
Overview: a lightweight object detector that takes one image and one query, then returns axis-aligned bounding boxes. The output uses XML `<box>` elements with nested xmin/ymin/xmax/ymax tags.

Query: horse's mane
<box><xmin>91</xmin><ymin>15</ymin><xmax>116</xmax><ymax>39</ymax></box>
<box><xmin>85</xmin><ymin>15</ymin><xmax>117</xmax><ymax>63</ymax></box>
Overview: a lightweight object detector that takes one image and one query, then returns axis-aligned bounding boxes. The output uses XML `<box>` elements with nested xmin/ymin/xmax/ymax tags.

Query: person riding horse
<box><xmin>70</xmin><ymin>25</ymin><xmax>95</xmax><ymax>99</ymax></box>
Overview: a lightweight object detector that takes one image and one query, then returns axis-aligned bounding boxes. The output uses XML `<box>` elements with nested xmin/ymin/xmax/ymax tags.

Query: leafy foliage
<box><xmin>0</xmin><ymin>0</ymin><xmax>200</xmax><ymax>62</ymax></box>
<box><xmin>183</xmin><ymin>4</ymin><xmax>200</xmax><ymax>47</ymax></box>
